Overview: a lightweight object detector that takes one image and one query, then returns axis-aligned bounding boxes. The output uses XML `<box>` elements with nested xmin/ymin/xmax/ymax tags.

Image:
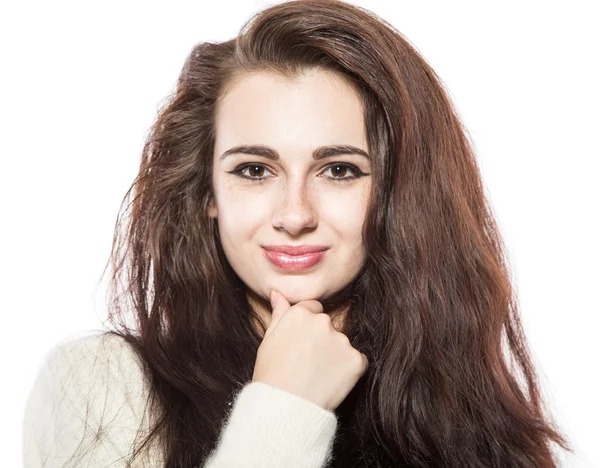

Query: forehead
<box><xmin>214</xmin><ymin>69</ymin><xmax>367</xmax><ymax>155</ymax></box>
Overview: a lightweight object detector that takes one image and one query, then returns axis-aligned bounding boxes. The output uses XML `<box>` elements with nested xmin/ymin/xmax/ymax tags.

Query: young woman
<box><xmin>23</xmin><ymin>0</ymin><xmax>574</xmax><ymax>466</ymax></box>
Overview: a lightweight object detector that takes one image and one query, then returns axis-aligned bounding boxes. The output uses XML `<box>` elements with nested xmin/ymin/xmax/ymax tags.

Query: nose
<box><xmin>271</xmin><ymin>177</ymin><xmax>318</xmax><ymax>235</ymax></box>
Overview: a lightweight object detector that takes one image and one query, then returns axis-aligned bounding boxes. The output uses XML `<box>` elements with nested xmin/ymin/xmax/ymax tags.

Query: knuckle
<box><xmin>306</xmin><ymin>300</ymin><xmax>324</xmax><ymax>314</ymax></box>
<box><xmin>295</xmin><ymin>305</ymin><xmax>312</xmax><ymax>319</ymax></box>
<box><xmin>316</xmin><ymin>312</ymin><xmax>333</xmax><ymax>328</ymax></box>
<box><xmin>353</xmin><ymin>349</ymin><xmax>368</xmax><ymax>371</ymax></box>
<box><xmin>338</xmin><ymin>332</ymin><xmax>351</xmax><ymax>346</ymax></box>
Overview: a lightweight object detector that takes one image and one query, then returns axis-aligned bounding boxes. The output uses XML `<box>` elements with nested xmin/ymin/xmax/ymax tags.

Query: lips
<box><xmin>262</xmin><ymin>246</ymin><xmax>327</xmax><ymax>271</ymax></box>
<box><xmin>262</xmin><ymin>245</ymin><xmax>329</xmax><ymax>256</ymax></box>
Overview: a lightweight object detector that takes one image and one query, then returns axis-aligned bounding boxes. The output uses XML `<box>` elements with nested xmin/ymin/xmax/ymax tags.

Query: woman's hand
<box><xmin>252</xmin><ymin>289</ymin><xmax>369</xmax><ymax>412</ymax></box>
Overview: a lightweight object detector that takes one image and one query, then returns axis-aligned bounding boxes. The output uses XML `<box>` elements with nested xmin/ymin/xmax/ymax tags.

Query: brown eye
<box><xmin>246</xmin><ymin>165</ymin><xmax>266</xmax><ymax>178</ymax></box>
<box><xmin>322</xmin><ymin>163</ymin><xmax>365</xmax><ymax>182</ymax></box>
<box><xmin>330</xmin><ymin>164</ymin><xmax>349</xmax><ymax>178</ymax></box>
<box><xmin>228</xmin><ymin>163</ymin><xmax>274</xmax><ymax>183</ymax></box>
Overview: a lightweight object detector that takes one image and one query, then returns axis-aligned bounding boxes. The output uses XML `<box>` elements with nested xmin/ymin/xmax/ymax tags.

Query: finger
<box><xmin>361</xmin><ymin>352</ymin><xmax>369</xmax><ymax>373</ymax></box>
<box><xmin>264</xmin><ymin>290</ymin><xmax>291</xmax><ymax>340</ymax></box>
<box><xmin>295</xmin><ymin>299</ymin><xmax>324</xmax><ymax>315</ymax></box>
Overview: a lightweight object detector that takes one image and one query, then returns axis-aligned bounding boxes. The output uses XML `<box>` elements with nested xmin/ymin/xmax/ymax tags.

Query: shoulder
<box><xmin>30</xmin><ymin>331</ymin><xmax>152</xmax><ymax>421</ymax></box>
<box><xmin>23</xmin><ymin>331</ymin><xmax>162</xmax><ymax>467</ymax></box>
<box><xmin>46</xmin><ymin>331</ymin><xmax>142</xmax><ymax>368</ymax></box>
<box><xmin>44</xmin><ymin>331</ymin><xmax>147</xmax><ymax>386</ymax></box>
<box><xmin>35</xmin><ymin>332</ymin><xmax>151</xmax><ymax>411</ymax></box>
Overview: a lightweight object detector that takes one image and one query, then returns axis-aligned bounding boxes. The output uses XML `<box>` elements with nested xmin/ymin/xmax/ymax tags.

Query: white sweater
<box><xmin>22</xmin><ymin>332</ymin><xmax>338</xmax><ymax>467</ymax></box>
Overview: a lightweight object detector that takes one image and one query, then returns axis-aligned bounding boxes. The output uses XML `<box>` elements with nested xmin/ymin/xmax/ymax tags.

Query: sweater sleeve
<box><xmin>203</xmin><ymin>381</ymin><xmax>338</xmax><ymax>468</ymax></box>
<box><xmin>22</xmin><ymin>332</ymin><xmax>164</xmax><ymax>467</ymax></box>
<box><xmin>23</xmin><ymin>333</ymin><xmax>339</xmax><ymax>468</ymax></box>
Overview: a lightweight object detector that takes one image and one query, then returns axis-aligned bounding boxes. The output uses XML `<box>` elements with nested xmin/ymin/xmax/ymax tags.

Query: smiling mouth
<box><xmin>262</xmin><ymin>247</ymin><xmax>327</xmax><ymax>271</ymax></box>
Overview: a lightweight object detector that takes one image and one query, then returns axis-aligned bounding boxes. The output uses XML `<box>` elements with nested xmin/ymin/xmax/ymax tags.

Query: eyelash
<box><xmin>228</xmin><ymin>163</ymin><xmax>367</xmax><ymax>184</ymax></box>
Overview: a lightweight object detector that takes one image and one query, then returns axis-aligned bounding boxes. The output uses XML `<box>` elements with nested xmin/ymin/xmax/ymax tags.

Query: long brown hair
<box><xmin>97</xmin><ymin>0</ymin><xmax>573</xmax><ymax>466</ymax></box>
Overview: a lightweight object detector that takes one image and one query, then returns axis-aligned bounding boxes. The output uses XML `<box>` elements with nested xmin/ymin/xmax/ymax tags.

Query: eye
<box><xmin>322</xmin><ymin>163</ymin><xmax>363</xmax><ymax>182</ymax></box>
<box><xmin>227</xmin><ymin>163</ymin><xmax>368</xmax><ymax>184</ymax></box>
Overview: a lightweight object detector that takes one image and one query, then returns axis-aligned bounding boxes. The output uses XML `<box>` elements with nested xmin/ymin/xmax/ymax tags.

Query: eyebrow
<box><xmin>219</xmin><ymin>144</ymin><xmax>370</xmax><ymax>162</ymax></box>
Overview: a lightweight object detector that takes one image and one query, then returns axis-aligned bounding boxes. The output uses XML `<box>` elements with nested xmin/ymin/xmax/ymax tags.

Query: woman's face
<box><xmin>210</xmin><ymin>68</ymin><xmax>371</xmax><ymax>310</ymax></box>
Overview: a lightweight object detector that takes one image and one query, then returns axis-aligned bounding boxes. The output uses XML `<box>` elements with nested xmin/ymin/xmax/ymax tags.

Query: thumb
<box><xmin>263</xmin><ymin>290</ymin><xmax>290</xmax><ymax>340</ymax></box>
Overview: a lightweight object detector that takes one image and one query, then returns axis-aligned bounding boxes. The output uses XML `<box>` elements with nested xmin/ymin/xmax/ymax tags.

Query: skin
<box><xmin>208</xmin><ymin>68</ymin><xmax>371</xmax><ymax>335</ymax></box>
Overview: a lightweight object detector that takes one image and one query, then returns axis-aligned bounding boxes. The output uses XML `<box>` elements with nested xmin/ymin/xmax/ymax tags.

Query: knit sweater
<box><xmin>22</xmin><ymin>332</ymin><xmax>338</xmax><ymax>467</ymax></box>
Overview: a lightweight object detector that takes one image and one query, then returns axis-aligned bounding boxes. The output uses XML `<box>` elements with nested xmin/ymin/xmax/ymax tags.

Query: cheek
<box><xmin>216</xmin><ymin>185</ymin><xmax>269</xmax><ymax>239</ymax></box>
<box><xmin>319</xmin><ymin>186</ymin><xmax>369</xmax><ymax>233</ymax></box>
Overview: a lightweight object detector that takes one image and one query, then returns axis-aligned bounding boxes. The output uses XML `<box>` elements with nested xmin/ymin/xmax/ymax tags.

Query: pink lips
<box><xmin>262</xmin><ymin>245</ymin><xmax>328</xmax><ymax>271</ymax></box>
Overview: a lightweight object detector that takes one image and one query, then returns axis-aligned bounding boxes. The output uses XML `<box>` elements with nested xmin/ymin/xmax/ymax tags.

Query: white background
<box><xmin>1</xmin><ymin>1</ymin><xmax>598</xmax><ymax>466</ymax></box>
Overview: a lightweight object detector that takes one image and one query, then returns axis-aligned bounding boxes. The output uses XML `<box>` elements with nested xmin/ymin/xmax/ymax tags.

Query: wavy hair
<box><xmin>99</xmin><ymin>0</ymin><xmax>573</xmax><ymax>466</ymax></box>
